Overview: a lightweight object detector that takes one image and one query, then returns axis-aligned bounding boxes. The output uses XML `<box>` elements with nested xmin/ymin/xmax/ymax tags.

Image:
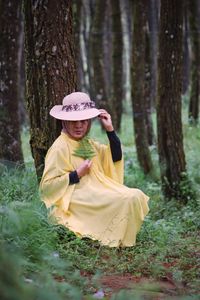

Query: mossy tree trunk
<box><xmin>23</xmin><ymin>0</ymin><xmax>77</xmax><ymax>179</ymax></box>
<box><xmin>157</xmin><ymin>0</ymin><xmax>191</xmax><ymax>201</ymax></box>
<box><xmin>89</xmin><ymin>0</ymin><xmax>109</xmax><ymax>110</ymax></box>
<box><xmin>0</xmin><ymin>1</ymin><xmax>24</xmax><ymax>165</ymax></box>
<box><xmin>131</xmin><ymin>0</ymin><xmax>153</xmax><ymax>174</ymax></box>
<box><xmin>110</xmin><ymin>0</ymin><xmax>123</xmax><ymax>132</ymax></box>
<box><xmin>188</xmin><ymin>0</ymin><xmax>200</xmax><ymax>125</ymax></box>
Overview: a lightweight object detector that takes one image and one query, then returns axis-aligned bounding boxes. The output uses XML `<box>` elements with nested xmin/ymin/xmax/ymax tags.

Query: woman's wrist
<box><xmin>105</xmin><ymin>125</ymin><xmax>114</xmax><ymax>132</ymax></box>
<box><xmin>76</xmin><ymin>168</ymin><xmax>82</xmax><ymax>179</ymax></box>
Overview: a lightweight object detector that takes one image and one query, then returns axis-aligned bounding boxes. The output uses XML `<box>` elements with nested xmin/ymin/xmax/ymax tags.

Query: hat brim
<box><xmin>50</xmin><ymin>105</ymin><xmax>100</xmax><ymax>121</ymax></box>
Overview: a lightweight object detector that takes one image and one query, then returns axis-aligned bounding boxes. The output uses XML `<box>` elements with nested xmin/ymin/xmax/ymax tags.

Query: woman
<box><xmin>40</xmin><ymin>92</ymin><xmax>149</xmax><ymax>247</ymax></box>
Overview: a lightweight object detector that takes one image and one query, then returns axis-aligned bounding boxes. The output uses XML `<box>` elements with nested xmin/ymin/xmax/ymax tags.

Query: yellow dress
<box><xmin>40</xmin><ymin>132</ymin><xmax>149</xmax><ymax>247</ymax></box>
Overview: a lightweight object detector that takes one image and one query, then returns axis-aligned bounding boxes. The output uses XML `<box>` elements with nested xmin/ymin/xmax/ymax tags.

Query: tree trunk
<box><xmin>110</xmin><ymin>0</ymin><xmax>123</xmax><ymax>131</ymax></box>
<box><xmin>182</xmin><ymin>0</ymin><xmax>190</xmax><ymax>95</ymax></box>
<box><xmin>73</xmin><ymin>0</ymin><xmax>82</xmax><ymax>91</ymax></box>
<box><xmin>131</xmin><ymin>0</ymin><xmax>153</xmax><ymax>174</ymax></box>
<box><xmin>80</xmin><ymin>1</ymin><xmax>91</xmax><ymax>93</ymax></box>
<box><xmin>157</xmin><ymin>0</ymin><xmax>191</xmax><ymax>201</ymax></box>
<box><xmin>0</xmin><ymin>1</ymin><xmax>24</xmax><ymax>166</ymax></box>
<box><xmin>89</xmin><ymin>0</ymin><xmax>109</xmax><ymax>109</ymax></box>
<box><xmin>103</xmin><ymin>0</ymin><xmax>112</xmax><ymax>99</ymax></box>
<box><xmin>120</xmin><ymin>0</ymin><xmax>131</xmax><ymax>105</ymax></box>
<box><xmin>188</xmin><ymin>0</ymin><xmax>200</xmax><ymax>125</ymax></box>
<box><xmin>148</xmin><ymin>0</ymin><xmax>159</xmax><ymax>106</ymax></box>
<box><xmin>144</xmin><ymin>28</ymin><xmax>155</xmax><ymax>146</ymax></box>
<box><xmin>74</xmin><ymin>0</ymin><xmax>91</xmax><ymax>93</ymax></box>
<box><xmin>23</xmin><ymin>0</ymin><xmax>77</xmax><ymax>179</ymax></box>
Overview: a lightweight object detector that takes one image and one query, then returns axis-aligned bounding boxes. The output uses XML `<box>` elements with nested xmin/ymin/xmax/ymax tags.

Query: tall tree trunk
<box><xmin>89</xmin><ymin>0</ymin><xmax>109</xmax><ymax>109</ymax></box>
<box><xmin>157</xmin><ymin>0</ymin><xmax>191</xmax><ymax>201</ymax></box>
<box><xmin>73</xmin><ymin>0</ymin><xmax>82</xmax><ymax>91</ymax></box>
<box><xmin>84</xmin><ymin>0</ymin><xmax>96</xmax><ymax>97</ymax></box>
<box><xmin>110</xmin><ymin>0</ymin><xmax>123</xmax><ymax>131</ymax></box>
<box><xmin>131</xmin><ymin>0</ymin><xmax>153</xmax><ymax>174</ymax></box>
<box><xmin>75</xmin><ymin>0</ymin><xmax>91</xmax><ymax>93</ymax></box>
<box><xmin>148</xmin><ymin>0</ymin><xmax>159</xmax><ymax>107</ymax></box>
<box><xmin>23</xmin><ymin>0</ymin><xmax>77</xmax><ymax>179</ymax></box>
<box><xmin>188</xmin><ymin>0</ymin><xmax>200</xmax><ymax>125</ymax></box>
<box><xmin>0</xmin><ymin>1</ymin><xmax>24</xmax><ymax>165</ymax></box>
<box><xmin>120</xmin><ymin>0</ymin><xmax>131</xmax><ymax>105</ymax></box>
<box><xmin>80</xmin><ymin>1</ymin><xmax>91</xmax><ymax>93</ymax></box>
<box><xmin>18</xmin><ymin>11</ymin><xmax>27</xmax><ymax>128</ymax></box>
<box><xmin>103</xmin><ymin>0</ymin><xmax>112</xmax><ymax>99</ymax></box>
<box><xmin>182</xmin><ymin>0</ymin><xmax>190</xmax><ymax>95</ymax></box>
<box><xmin>144</xmin><ymin>28</ymin><xmax>155</xmax><ymax>146</ymax></box>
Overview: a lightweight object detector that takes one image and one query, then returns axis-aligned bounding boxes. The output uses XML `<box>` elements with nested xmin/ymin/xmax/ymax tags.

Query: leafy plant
<box><xmin>73</xmin><ymin>135</ymin><xmax>96</xmax><ymax>160</ymax></box>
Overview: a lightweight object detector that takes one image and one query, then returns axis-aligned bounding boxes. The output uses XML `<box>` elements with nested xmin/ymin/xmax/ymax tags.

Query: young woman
<box><xmin>40</xmin><ymin>92</ymin><xmax>149</xmax><ymax>247</ymax></box>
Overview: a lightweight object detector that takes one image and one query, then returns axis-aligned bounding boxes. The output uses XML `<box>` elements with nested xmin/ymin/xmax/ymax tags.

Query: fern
<box><xmin>73</xmin><ymin>135</ymin><xmax>96</xmax><ymax>160</ymax></box>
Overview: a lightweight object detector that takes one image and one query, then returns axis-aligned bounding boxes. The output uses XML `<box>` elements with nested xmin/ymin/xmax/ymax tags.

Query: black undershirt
<box><xmin>69</xmin><ymin>131</ymin><xmax>122</xmax><ymax>184</ymax></box>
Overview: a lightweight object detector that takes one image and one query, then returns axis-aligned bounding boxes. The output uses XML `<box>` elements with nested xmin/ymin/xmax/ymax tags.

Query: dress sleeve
<box><xmin>69</xmin><ymin>170</ymin><xmax>80</xmax><ymax>184</ymax></box>
<box><xmin>39</xmin><ymin>143</ymin><xmax>75</xmax><ymax>212</ymax></box>
<box><xmin>91</xmin><ymin>139</ymin><xmax>124</xmax><ymax>184</ymax></box>
<box><xmin>106</xmin><ymin>131</ymin><xmax>122</xmax><ymax>162</ymax></box>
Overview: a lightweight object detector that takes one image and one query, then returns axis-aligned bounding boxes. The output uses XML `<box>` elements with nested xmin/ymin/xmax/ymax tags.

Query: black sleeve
<box><xmin>106</xmin><ymin>131</ymin><xmax>122</xmax><ymax>162</ymax></box>
<box><xmin>69</xmin><ymin>170</ymin><xmax>80</xmax><ymax>185</ymax></box>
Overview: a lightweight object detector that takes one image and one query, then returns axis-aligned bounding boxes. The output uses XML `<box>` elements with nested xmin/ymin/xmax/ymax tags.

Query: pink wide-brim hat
<box><xmin>50</xmin><ymin>92</ymin><xmax>100</xmax><ymax>121</ymax></box>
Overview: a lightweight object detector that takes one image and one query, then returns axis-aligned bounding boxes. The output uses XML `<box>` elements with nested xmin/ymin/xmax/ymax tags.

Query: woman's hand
<box><xmin>76</xmin><ymin>159</ymin><xmax>92</xmax><ymax>178</ymax></box>
<box><xmin>98</xmin><ymin>109</ymin><xmax>114</xmax><ymax>132</ymax></box>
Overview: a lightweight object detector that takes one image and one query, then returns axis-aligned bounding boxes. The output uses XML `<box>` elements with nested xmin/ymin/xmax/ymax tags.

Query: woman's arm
<box><xmin>98</xmin><ymin>109</ymin><xmax>122</xmax><ymax>162</ymax></box>
<box><xmin>69</xmin><ymin>159</ymin><xmax>92</xmax><ymax>184</ymax></box>
<box><xmin>106</xmin><ymin>131</ymin><xmax>122</xmax><ymax>162</ymax></box>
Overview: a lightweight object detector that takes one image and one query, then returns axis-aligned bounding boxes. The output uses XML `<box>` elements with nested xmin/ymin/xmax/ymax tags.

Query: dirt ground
<box><xmin>99</xmin><ymin>274</ymin><xmax>182</xmax><ymax>299</ymax></box>
<box><xmin>80</xmin><ymin>272</ymin><xmax>195</xmax><ymax>299</ymax></box>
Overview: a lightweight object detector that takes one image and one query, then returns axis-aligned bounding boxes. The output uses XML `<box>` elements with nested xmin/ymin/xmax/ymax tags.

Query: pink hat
<box><xmin>50</xmin><ymin>92</ymin><xmax>100</xmax><ymax>121</ymax></box>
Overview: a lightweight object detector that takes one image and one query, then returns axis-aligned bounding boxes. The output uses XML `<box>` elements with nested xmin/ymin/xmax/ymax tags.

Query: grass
<box><xmin>0</xmin><ymin>112</ymin><xmax>200</xmax><ymax>299</ymax></box>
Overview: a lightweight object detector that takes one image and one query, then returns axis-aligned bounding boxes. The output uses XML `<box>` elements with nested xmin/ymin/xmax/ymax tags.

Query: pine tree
<box><xmin>73</xmin><ymin>135</ymin><xmax>96</xmax><ymax>160</ymax></box>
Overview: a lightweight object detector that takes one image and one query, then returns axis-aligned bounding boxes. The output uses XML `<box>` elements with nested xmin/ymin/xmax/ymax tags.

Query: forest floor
<box><xmin>84</xmin><ymin>273</ymin><xmax>184</xmax><ymax>299</ymax></box>
<box><xmin>52</xmin><ymin>227</ymin><xmax>200</xmax><ymax>299</ymax></box>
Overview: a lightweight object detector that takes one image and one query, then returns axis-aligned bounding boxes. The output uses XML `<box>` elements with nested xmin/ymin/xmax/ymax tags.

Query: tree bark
<box><xmin>23</xmin><ymin>0</ymin><xmax>77</xmax><ymax>178</ymax></box>
<box><xmin>89</xmin><ymin>0</ymin><xmax>109</xmax><ymax>109</ymax></box>
<box><xmin>157</xmin><ymin>0</ymin><xmax>190</xmax><ymax>201</ymax></box>
<box><xmin>103</xmin><ymin>0</ymin><xmax>112</xmax><ymax>99</ymax></box>
<box><xmin>148</xmin><ymin>0</ymin><xmax>159</xmax><ymax>107</ymax></box>
<box><xmin>131</xmin><ymin>0</ymin><xmax>153</xmax><ymax>174</ymax></box>
<box><xmin>188</xmin><ymin>0</ymin><xmax>200</xmax><ymax>125</ymax></box>
<box><xmin>0</xmin><ymin>1</ymin><xmax>24</xmax><ymax>165</ymax></box>
<box><xmin>182</xmin><ymin>0</ymin><xmax>190</xmax><ymax>95</ymax></box>
<box><xmin>80</xmin><ymin>1</ymin><xmax>91</xmax><ymax>93</ymax></box>
<box><xmin>120</xmin><ymin>0</ymin><xmax>131</xmax><ymax>105</ymax></box>
<box><xmin>110</xmin><ymin>0</ymin><xmax>123</xmax><ymax>131</ymax></box>
<box><xmin>144</xmin><ymin>27</ymin><xmax>155</xmax><ymax>146</ymax></box>
<box><xmin>73</xmin><ymin>0</ymin><xmax>82</xmax><ymax>91</ymax></box>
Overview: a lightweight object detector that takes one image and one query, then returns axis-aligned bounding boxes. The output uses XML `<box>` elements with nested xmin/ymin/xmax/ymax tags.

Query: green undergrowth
<box><xmin>0</xmin><ymin>116</ymin><xmax>200</xmax><ymax>299</ymax></box>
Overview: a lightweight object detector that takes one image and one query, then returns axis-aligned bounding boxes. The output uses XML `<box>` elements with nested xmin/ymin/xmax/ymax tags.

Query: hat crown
<box><xmin>50</xmin><ymin>91</ymin><xmax>100</xmax><ymax>121</ymax></box>
<box><xmin>63</xmin><ymin>92</ymin><xmax>91</xmax><ymax>106</ymax></box>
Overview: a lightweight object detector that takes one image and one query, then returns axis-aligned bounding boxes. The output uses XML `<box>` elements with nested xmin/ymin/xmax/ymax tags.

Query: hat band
<box><xmin>62</xmin><ymin>101</ymin><xmax>96</xmax><ymax>112</ymax></box>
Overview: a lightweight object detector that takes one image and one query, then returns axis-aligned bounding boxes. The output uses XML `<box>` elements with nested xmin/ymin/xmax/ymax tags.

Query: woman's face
<box><xmin>63</xmin><ymin>120</ymin><xmax>90</xmax><ymax>140</ymax></box>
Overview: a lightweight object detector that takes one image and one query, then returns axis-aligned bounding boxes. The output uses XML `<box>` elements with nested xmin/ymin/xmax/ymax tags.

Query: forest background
<box><xmin>0</xmin><ymin>0</ymin><xmax>200</xmax><ymax>299</ymax></box>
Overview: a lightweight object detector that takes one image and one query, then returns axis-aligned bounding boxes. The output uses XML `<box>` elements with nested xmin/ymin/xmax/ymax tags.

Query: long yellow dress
<box><xmin>40</xmin><ymin>132</ymin><xmax>149</xmax><ymax>247</ymax></box>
